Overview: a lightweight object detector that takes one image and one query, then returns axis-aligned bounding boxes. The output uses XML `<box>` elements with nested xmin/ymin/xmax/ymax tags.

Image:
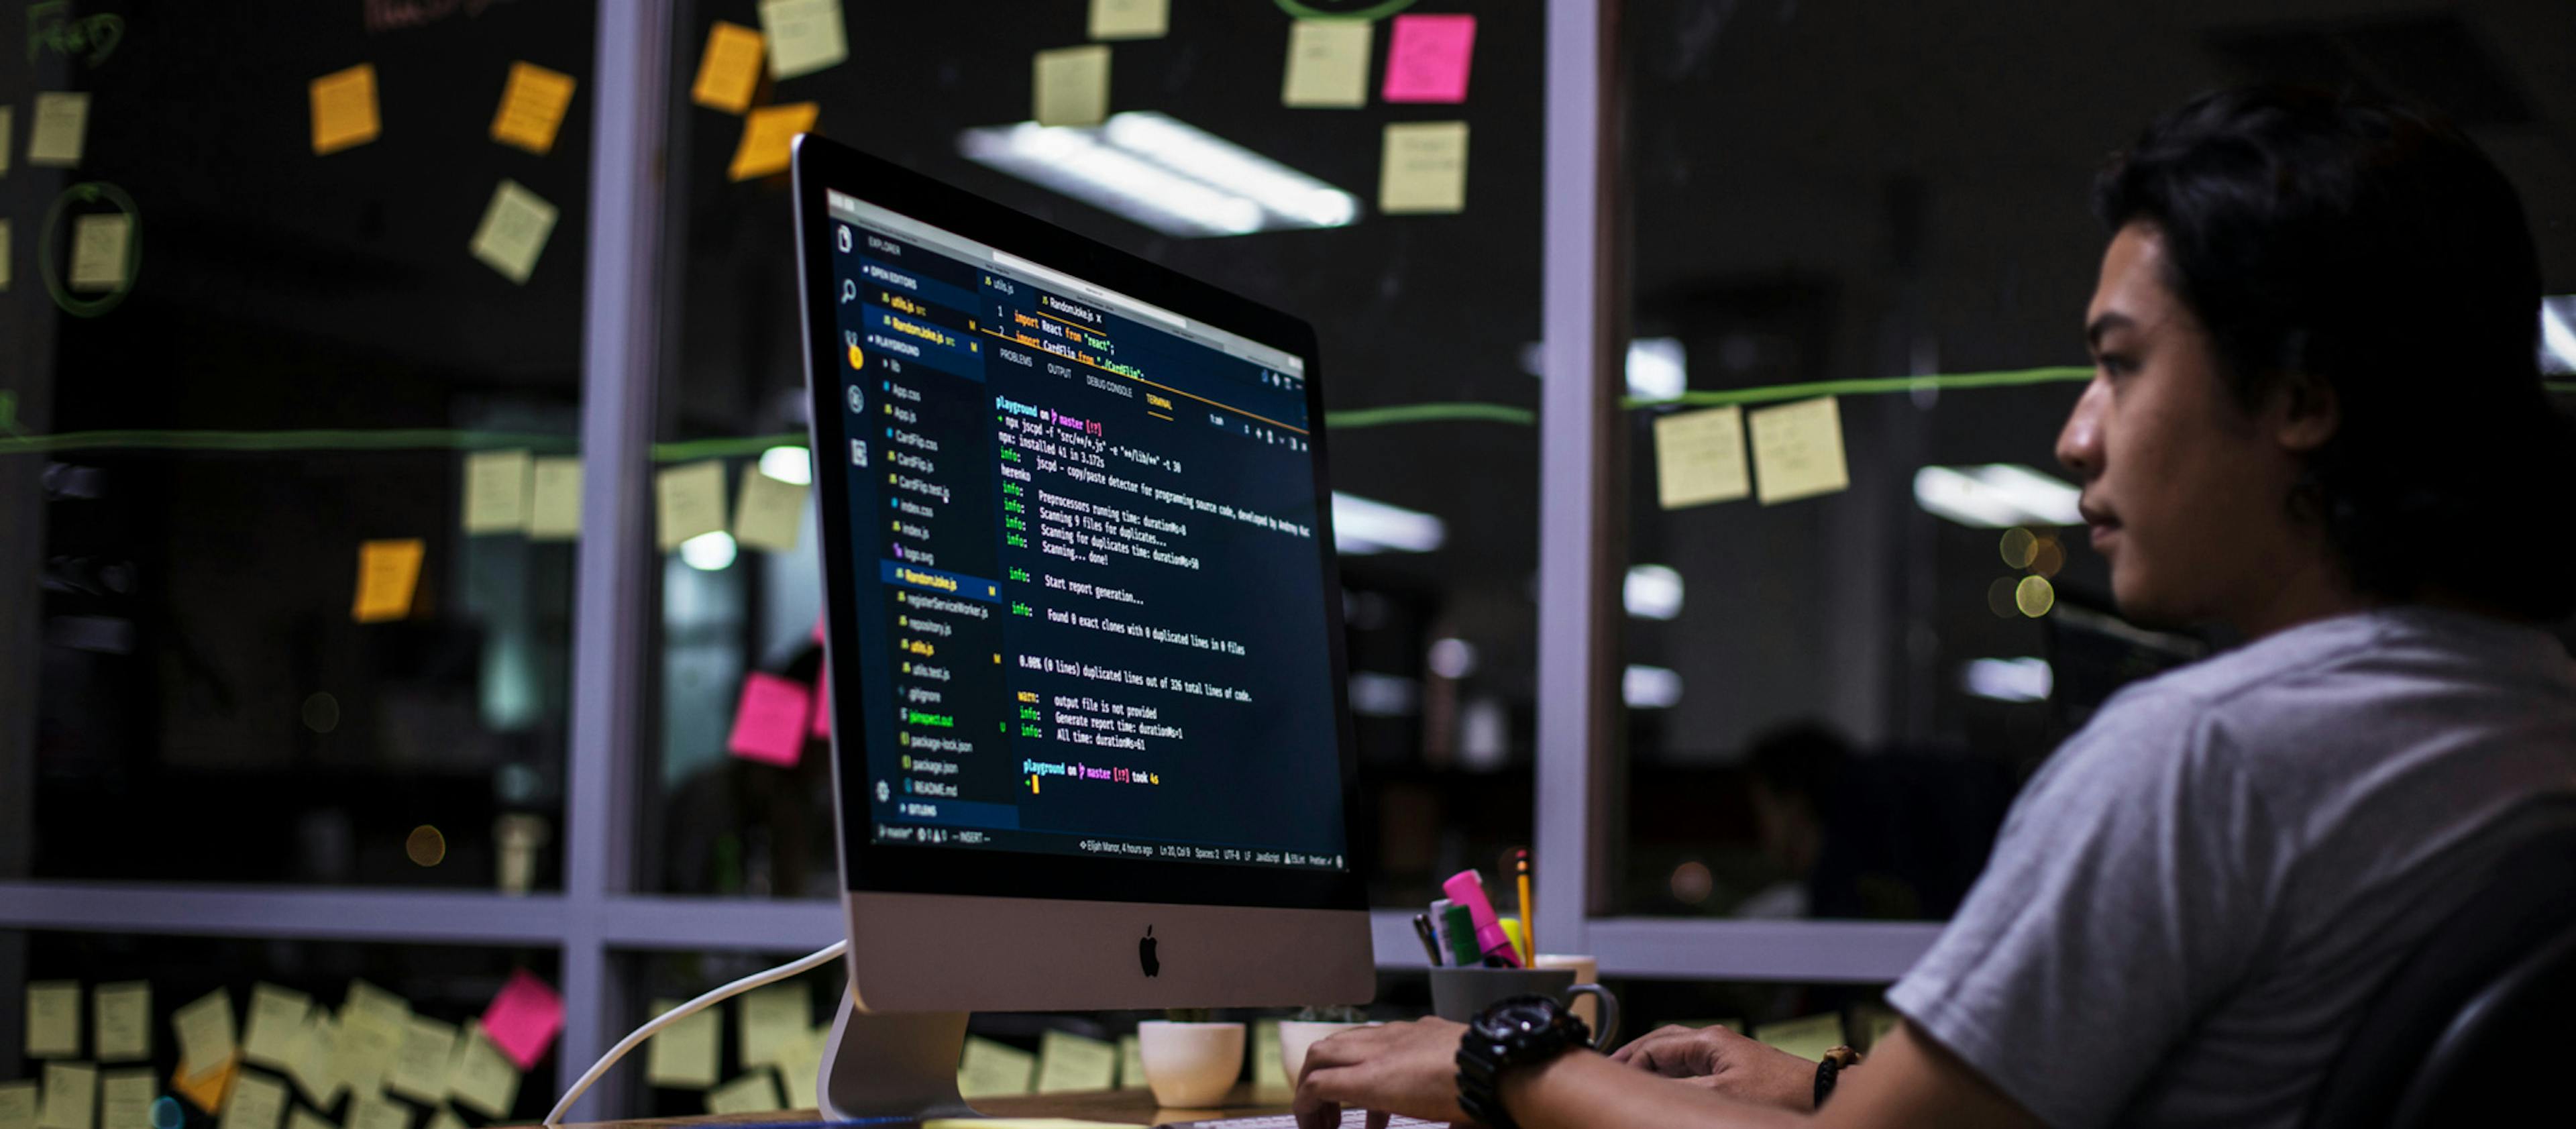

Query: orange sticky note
<box><xmin>310</xmin><ymin>64</ymin><xmax>381</xmax><ymax>156</ymax></box>
<box><xmin>490</xmin><ymin>62</ymin><xmax>578</xmax><ymax>155</ymax></box>
<box><xmin>691</xmin><ymin>22</ymin><xmax>765</xmax><ymax>114</ymax></box>
<box><xmin>170</xmin><ymin>1057</ymin><xmax>233</xmax><ymax>1116</ymax></box>
<box><xmin>352</xmin><ymin>539</ymin><xmax>425</xmax><ymax>623</ymax></box>
<box><xmin>729</xmin><ymin>101</ymin><xmax>816</xmax><ymax>181</ymax></box>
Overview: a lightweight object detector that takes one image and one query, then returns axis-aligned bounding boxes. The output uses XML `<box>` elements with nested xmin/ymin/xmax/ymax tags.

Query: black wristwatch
<box><xmin>1454</xmin><ymin>995</ymin><xmax>1592</xmax><ymax>1129</ymax></box>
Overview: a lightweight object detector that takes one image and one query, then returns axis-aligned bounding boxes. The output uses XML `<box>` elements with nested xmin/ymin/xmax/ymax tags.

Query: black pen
<box><xmin>1411</xmin><ymin>912</ymin><xmax>1444</xmax><ymax>966</ymax></box>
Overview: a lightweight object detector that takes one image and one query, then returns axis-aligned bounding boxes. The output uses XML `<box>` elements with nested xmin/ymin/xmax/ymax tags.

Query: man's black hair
<box><xmin>2093</xmin><ymin>85</ymin><xmax>2575</xmax><ymax>621</ymax></box>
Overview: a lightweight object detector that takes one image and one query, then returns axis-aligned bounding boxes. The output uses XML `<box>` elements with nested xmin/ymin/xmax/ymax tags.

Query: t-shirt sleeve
<box><xmin>1885</xmin><ymin>691</ymin><xmax>2278</xmax><ymax>1129</ymax></box>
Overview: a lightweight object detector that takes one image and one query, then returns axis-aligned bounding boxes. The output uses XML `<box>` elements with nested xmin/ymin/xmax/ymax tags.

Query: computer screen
<box><xmin>818</xmin><ymin>188</ymin><xmax>1350</xmax><ymax>876</ymax></box>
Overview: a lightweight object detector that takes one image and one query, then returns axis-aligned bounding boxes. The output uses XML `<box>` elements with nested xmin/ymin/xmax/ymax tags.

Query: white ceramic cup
<box><xmin>1532</xmin><ymin>954</ymin><xmax>1602</xmax><ymax>1029</ymax></box>
<box><xmin>1278</xmin><ymin>1020</ymin><xmax>1371</xmax><ymax>1085</ymax></box>
<box><xmin>1136</xmin><ymin>1020</ymin><xmax>1247</xmax><ymax>1108</ymax></box>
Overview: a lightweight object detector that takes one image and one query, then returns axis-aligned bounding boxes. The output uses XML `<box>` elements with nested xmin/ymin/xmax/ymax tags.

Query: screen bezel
<box><xmin>792</xmin><ymin>134</ymin><xmax>1367</xmax><ymax>912</ymax></box>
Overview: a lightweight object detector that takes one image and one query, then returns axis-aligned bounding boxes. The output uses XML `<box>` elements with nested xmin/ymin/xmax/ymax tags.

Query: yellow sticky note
<box><xmin>691</xmin><ymin>22</ymin><xmax>765</xmax><ymax>113</ymax></box>
<box><xmin>468</xmin><ymin>178</ymin><xmax>559</xmax><ymax>284</ymax></box>
<box><xmin>737</xmin><ymin>983</ymin><xmax>808</xmax><ymax>1067</ymax></box>
<box><xmin>37</xmin><ymin>1063</ymin><xmax>93</xmax><ymax>1129</ymax></box>
<box><xmin>463</xmin><ymin>449</ymin><xmax>533</xmax><ymax>535</ymax></box>
<box><xmin>729</xmin><ymin>101</ymin><xmax>816</xmax><ymax>182</ymax></box>
<box><xmin>758</xmin><ymin>0</ymin><xmax>847</xmax><ymax>80</ymax></box>
<box><xmin>352</xmin><ymin>539</ymin><xmax>424</xmax><ymax>624</ymax></box>
<box><xmin>445</xmin><ymin>1024</ymin><xmax>519</xmax><ymax>1119</ymax></box>
<box><xmin>1282</xmin><ymin>20</ymin><xmax>1371</xmax><ymax>108</ymax></box>
<box><xmin>1252</xmin><ymin>1020</ymin><xmax>1285</xmax><ymax>1090</ymax></box>
<box><xmin>704</xmin><ymin>1071</ymin><xmax>781</xmax><ymax>1116</ymax></box>
<box><xmin>28</xmin><ymin>981</ymin><xmax>82</xmax><ymax>1059</ymax></box>
<box><xmin>1033</xmin><ymin>1031</ymin><xmax>1116</xmax><ymax>1094</ymax></box>
<box><xmin>387</xmin><ymin>1016</ymin><xmax>455</xmax><ymax>1104</ymax></box>
<box><xmin>333</xmin><ymin>1014</ymin><xmax>400</xmax><ymax>1101</ymax></box>
<box><xmin>172</xmin><ymin>990</ymin><xmax>237</xmax><ymax>1081</ymax></box>
<box><xmin>1748</xmin><ymin>395</ymin><xmax>1849</xmax><ymax>504</ymax></box>
<box><xmin>529</xmin><ymin>457</ymin><xmax>583</xmax><ymax>541</ymax></box>
<box><xmin>956</xmin><ymin>1036</ymin><xmax>1034</xmax><ymax>1099</ymax></box>
<box><xmin>1116</xmin><ymin>1034</ymin><xmax>1144</xmax><ymax>1089</ymax></box>
<box><xmin>1752</xmin><ymin>1012</ymin><xmax>1847</xmax><ymax>1063</ymax></box>
<box><xmin>28</xmin><ymin>92</ymin><xmax>89</xmax><ymax>168</ymax></box>
<box><xmin>1032</xmin><ymin>45</ymin><xmax>1109</xmax><ymax>129</ymax></box>
<box><xmin>733</xmin><ymin>467</ymin><xmax>808</xmax><ymax>552</ymax></box>
<box><xmin>1088</xmin><ymin>0</ymin><xmax>1167</xmax><ymax>40</ymax></box>
<box><xmin>644</xmin><ymin>999</ymin><xmax>721</xmax><ymax>1091</ymax></box>
<box><xmin>490</xmin><ymin>62</ymin><xmax>577</xmax><ymax>155</ymax></box>
<box><xmin>168</xmin><ymin>1058</ymin><xmax>233</xmax><ymax>1116</ymax></box>
<box><xmin>1379</xmin><ymin>121</ymin><xmax>1468</xmax><ymax>214</ymax></box>
<box><xmin>68</xmin><ymin>214</ymin><xmax>130</xmax><ymax>293</ymax></box>
<box><xmin>217</xmin><ymin>1073</ymin><xmax>284</xmax><ymax>1129</ymax></box>
<box><xmin>346</xmin><ymin>1093</ymin><xmax>409</xmax><ymax>1129</ymax></box>
<box><xmin>340</xmin><ymin>981</ymin><xmax>411</xmax><ymax>1039</ymax></box>
<box><xmin>774</xmin><ymin>1028</ymin><xmax>823</xmax><ymax>1111</ymax></box>
<box><xmin>656</xmin><ymin>460</ymin><xmax>729</xmax><ymax>551</ymax></box>
<box><xmin>97</xmin><ymin>1071</ymin><xmax>152</xmax><ymax>1129</ymax></box>
<box><xmin>1</xmin><ymin>107</ymin><xmax>14</xmax><ymax>176</ymax></box>
<box><xmin>309</xmin><ymin>64</ymin><xmax>381</xmax><ymax>156</ymax></box>
<box><xmin>421</xmin><ymin>1110</ymin><xmax>462</xmax><ymax>1129</ymax></box>
<box><xmin>94</xmin><ymin>983</ymin><xmax>149</xmax><ymax>1063</ymax></box>
<box><xmin>1</xmin><ymin>1082</ymin><xmax>36</xmax><ymax>1129</ymax></box>
<box><xmin>241</xmin><ymin>985</ymin><xmax>310</xmax><ymax>1069</ymax></box>
<box><xmin>286</xmin><ymin>1110</ymin><xmax>336</xmax><ymax>1129</ymax></box>
<box><xmin>284</xmin><ymin>1016</ymin><xmax>343</xmax><ymax>1108</ymax></box>
<box><xmin>1654</xmin><ymin>405</ymin><xmax>1750</xmax><ymax>508</ymax></box>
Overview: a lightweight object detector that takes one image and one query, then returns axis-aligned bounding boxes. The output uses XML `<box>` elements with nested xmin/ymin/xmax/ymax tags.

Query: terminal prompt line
<box><xmin>7</xmin><ymin>370</ymin><xmax>2572</xmax><ymax>455</ymax></box>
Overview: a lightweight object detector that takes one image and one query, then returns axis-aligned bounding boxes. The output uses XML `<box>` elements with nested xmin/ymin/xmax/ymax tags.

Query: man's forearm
<box><xmin>1499</xmin><ymin>1051</ymin><xmax>1811</xmax><ymax>1129</ymax></box>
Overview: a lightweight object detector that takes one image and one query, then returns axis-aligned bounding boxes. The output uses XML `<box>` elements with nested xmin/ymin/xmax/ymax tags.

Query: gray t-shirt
<box><xmin>1887</xmin><ymin>606</ymin><xmax>2576</xmax><ymax>1128</ymax></box>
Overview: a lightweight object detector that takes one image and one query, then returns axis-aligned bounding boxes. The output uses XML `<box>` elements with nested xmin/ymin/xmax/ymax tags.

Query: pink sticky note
<box><xmin>811</xmin><ymin>664</ymin><xmax>832</xmax><ymax>738</ymax></box>
<box><xmin>1382</xmin><ymin>14</ymin><xmax>1475</xmax><ymax>103</ymax></box>
<box><xmin>811</xmin><ymin>614</ymin><xmax>826</xmax><ymax>645</ymax></box>
<box><xmin>727</xmin><ymin>671</ymin><xmax>812</xmax><ymax>767</ymax></box>
<box><xmin>479</xmin><ymin>970</ymin><xmax>565</xmax><ymax>1071</ymax></box>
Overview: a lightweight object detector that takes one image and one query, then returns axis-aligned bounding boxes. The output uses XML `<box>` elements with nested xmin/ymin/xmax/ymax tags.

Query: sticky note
<box><xmin>691</xmin><ymin>22</ymin><xmax>765</xmax><ymax>113</ymax></box>
<box><xmin>422</xmin><ymin>1110</ymin><xmax>463</xmax><ymax>1129</ymax></box>
<box><xmin>1379</xmin><ymin>121</ymin><xmax>1468</xmax><ymax>214</ymax></box>
<box><xmin>1</xmin><ymin>1083</ymin><xmax>36</xmax><ymax>1129</ymax></box>
<box><xmin>478</xmin><ymin>971</ymin><xmax>563</xmax><ymax>1072</ymax></box>
<box><xmin>2</xmin><ymin>221</ymin><xmax>12</xmax><ymax>292</ymax></box>
<box><xmin>1</xmin><ymin>107</ymin><xmax>13</xmax><ymax>176</ymax></box>
<box><xmin>331</xmin><ymin>1012</ymin><xmax>400</xmax><ymax>1100</ymax></box>
<box><xmin>284</xmin><ymin>1016</ymin><xmax>343</xmax><ymax>1108</ymax></box>
<box><xmin>737</xmin><ymin>983</ymin><xmax>809</xmax><ymax>1066</ymax></box>
<box><xmin>490</xmin><ymin>62</ymin><xmax>576</xmax><ymax>155</ymax></box>
<box><xmin>727</xmin><ymin>672</ymin><xmax>812</xmax><ymax>767</ymax></box>
<box><xmin>172</xmin><ymin>990</ymin><xmax>237</xmax><ymax>1081</ymax></box>
<box><xmin>309</xmin><ymin>64</ymin><xmax>381</xmax><ymax>155</ymax></box>
<box><xmin>28</xmin><ymin>92</ymin><xmax>89</xmax><ymax>167</ymax></box>
<box><xmin>1252</xmin><ymin>1020</ymin><xmax>1286</xmax><ymax>1089</ymax></box>
<box><xmin>1752</xmin><ymin>1012</ymin><xmax>1847</xmax><ymax>1063</ymax></box>
<box><xmin>217</xmin><ymin>1073</ymin><xmax>284</xmax><ymax>1129</ymax></box>
<box><xmin>1748</xmin><ymin>395</ymin><xmax>1849</xmax><ymax>504</ymax></box>
<box><xmin>1032</xmin><ymin>45</ymin><xmax>1110</xmax><ymax>129</ymax></box>
<box><xmin>468</xmin><ymin>179</ymin><xmax>559</xmax><ymax>284</ymax></box>
<box><xmin>733</xmin><ymin>468</ymin><xmax>808</xmax><ymax>552</ymax></box>
<box><xmin>445</xmin><ymin>1024</ymin><xmax>519</xmax><ymax>1118</ymax></box>
<box><xmin>1283</xmin><ymin>20</ymin><xmax>1371</xmax><ymax>108</ymax></box>
<box><xmin>655</xmin><ymin>460</ymin><xmax>728</xmax><ymax>549</ymax></box>
<box><xmin>644</xmin><ymin>999</ymin><xmax>720</xmax><ymax>1090</ymax></box>
<box><xmin>462</xmin><ymin>449</ymin><xmax>533</xmax><ymax>535</ymax></box>
<box><xmin>706</xmin><ymin>1071</ymin><xmax>781</xmax><ymax>1115</ymax></box>
<box><xmin>759</xmin><ymin>0</ymin><xmax>847</xmax><ymax>80</ymax></box>
<box><xmin>286</xmin><ymin>1110</ymin><xmax>336</xmax><ymax>1129</ymax></box>
<box><xmin>168</xmin><ymin>1058</ymin><xmax>233</xmax><ymax>1116</ymax></box>
<box><xmin>352</xmin><ymin>539</ymin><xmax>424</xmax><ymax>624</ymax></box>
<box><xmin>93</xmin><ymin>983</ymin><xmax>149</xmax><ymax>1063</ymax></box>
<box><xmin>68</xmin><ymin>214</ymin><xmax>129</xmax><ymax>293</ymax></box>
<box><xmin>1382</xmin><ymin>14</ymin><xmax>1474</xmax><ymax>103</ymax></box>
<box><xmin>240</xmin><ymin>985</ymin><xmax>309</xmax><ymax>1069</ymax></box>
<box><xmin>528</xmin><ymin>457</ymin><xmax>583</xmax><ymax>541</ymax></box>
<box><xmin>388</xmin><ymin>1016</ymin><xmax>455</xmax><ymax>1104</ymax></box>
<box><xmin>28</xmin><ymin>981</ymin><xmax>82</xmax><ymax>1058</ymax></box>
<box><xmin>728</xmin><ymin>101</ymin><xmax>815</xmax><ymax>182</ymax></box>
<box><xmin>97</xmin><ymin>1072</ymin><xmax>150</xmax><ymax>1129</ymax></box>
<box><xmin>1117</xmin><ymin>1034</ymin><xmax>1144</xmax><ymax>1089</ymax></box>
<box><xmin>341</xmin><ymin>981</ymin><xmax>411</xmax><ymax>1038</ymax></box>
<box><xmin>1033</xmin><ymin>1031</ymin><xmax>1116</xmax><ymax>1094</ymax></box>
<box><xmin>1088</xmin><ymin>0</ymin><xmax>1167</xmax><ymax>40</ymax></box>
<box><xmin>957</xmin><ymin>1037</ymin><xmax>1034</xmax><ymax>1098</ymax></box>
<box><xmin>346</xmin><ymin>1094</ymin><xmax>409</xmax><ymax>1129</ymax></box>
<box><xmin>36</xmin><ymin>1063</ymin><xmax>92</xmax><ymax>1129</ymax></box>
<box><xmin>1654</xmin><ymin>405</ymin><xmax>1748</xmax><ymax>508</ymax></box>
<box><xmin>774</xmin><ymin>1028</ymin><xmax>823</xmax><ymax>1111</ymax></box>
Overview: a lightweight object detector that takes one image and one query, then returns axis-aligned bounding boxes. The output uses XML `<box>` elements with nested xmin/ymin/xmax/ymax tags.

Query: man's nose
<box><xmin>2056</xmin><ymin>378</ymin><xmax>2106</xmax><ymax>480</ymax></box>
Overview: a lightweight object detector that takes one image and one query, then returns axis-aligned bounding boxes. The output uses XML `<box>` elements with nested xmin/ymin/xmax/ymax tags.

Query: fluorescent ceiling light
<box><xmin>758</xmin><ymin>445</ymin><xmax>812</xmax><ymax>486</ymax></box>
<box><xmin>2544</xmin><ymin>296</ymin><xmax>2576</xmax><ymax>375</ymax></box>
<box><xmin>680</xmin><ymin>531</ymin><xmax>737</xmax><ymax>572</ymax></box>
<box><xmin>1518</xmin><ymin>337</ymin><xmax>1690</xmax><ymax>400</ymax></box>
<box><xmin>1624</xmin><ymin>563</ymin><xmax>1684</xmax><ymax>620</ymax></box>
<box><xmin>959</xmin><ymin>113</ymin><xmax>1358</xmax><ymax>238</ymax></box>
<box><xmin>1913</xmin><ymin>464</ymin><xmax>2083</xmax><ymax>529</ymax></box>
<box><xmin>1623</xmin><ymin>665</ymin><xmax>1684</xmax><ymax>710</ymax></box>
<box><xmin>1962</xmin><ymin>657</ymin><xmax>2053</xmax><ymax>703</ymax></box>
<box><xmin>1332</xmin><ymin>490</ymin><xmax>1445</xmax><ymax>554</ymax></box>
<box><xmin>1348</xmin><ymin>671</ymin><xmax>1419</xmax><ymax>717</ymax></box>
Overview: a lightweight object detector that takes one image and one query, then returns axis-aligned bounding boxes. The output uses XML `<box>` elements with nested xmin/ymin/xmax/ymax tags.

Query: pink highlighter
<box><xmin>1442</xmin><ymin>869</ymin><xmax>1524</xmax><ymax>968</ymax></box>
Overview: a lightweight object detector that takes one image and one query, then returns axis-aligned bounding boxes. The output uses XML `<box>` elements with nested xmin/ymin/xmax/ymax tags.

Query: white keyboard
<box><xmin>1159</xmin><ymin>1116</ymin><xmax>1445</xmax><ymax>1128</ymax></box>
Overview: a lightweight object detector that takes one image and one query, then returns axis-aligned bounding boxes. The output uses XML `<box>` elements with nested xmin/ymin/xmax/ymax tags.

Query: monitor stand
<box><xmin>816</xmin><ymin>993</ymin><xmax>977</xmax><ymax>1121</ymax></box>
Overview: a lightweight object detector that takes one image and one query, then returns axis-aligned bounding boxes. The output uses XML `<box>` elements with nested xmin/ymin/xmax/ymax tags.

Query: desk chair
<box><xmin>2302</xmin><ymin>816</ymin><xmax>2576</xmax><ymax>1128</ymax></box>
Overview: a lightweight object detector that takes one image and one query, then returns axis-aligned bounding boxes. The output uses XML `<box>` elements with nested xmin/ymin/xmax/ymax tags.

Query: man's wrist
<box><xmin>1493</xmin><ymin>1048</ymin><xmax>1596</xmax><ymax>1128</ymax></box>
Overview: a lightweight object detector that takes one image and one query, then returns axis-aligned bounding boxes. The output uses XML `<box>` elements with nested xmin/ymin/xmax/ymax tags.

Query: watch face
<box><xmin>1478</xmin><ymin>996</ymin><xmax>1562</xmax><ymax>1038</ymax></box>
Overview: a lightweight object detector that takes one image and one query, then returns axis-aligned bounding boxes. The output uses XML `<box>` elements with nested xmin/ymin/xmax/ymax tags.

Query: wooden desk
<box><xmin>566</xmin><ymin>1083</ymin><xmax>1297</xmax><ymax>1128</ymax></box>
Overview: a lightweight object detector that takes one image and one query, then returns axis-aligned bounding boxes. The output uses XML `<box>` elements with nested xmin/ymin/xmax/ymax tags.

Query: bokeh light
<box><xmin>301</xmin><ymin>692</ymin><xmax>340</xmax><ymax>734</ymax></box>
<box><xmin>1670</xmin><ymin>860</ymin><xmax>1714</xmax><ymax>905</ymax></box>
<box><xmin>1988</xmin><ymin>577</ymin><xmax>2020</xmax><ymax>619</ymax></box>
<box><xmin>2031</xmin><ymin>536</ymin><xmax>2064</xmax><ymax>578</ymax></box>
<box><xmin>406</xmin><ymin>826</ymin><xmax>446</xmax><ymax>867</ymax></box>
<box><xmin>2015</xmin><ymin>576</ymin><xmax>2056</xmax><ymax>618</ymax></box>
<box><xmin>1998</xmin><ymin>527</ymin><xmax>2037</xmax><ymax>569</ymax></box>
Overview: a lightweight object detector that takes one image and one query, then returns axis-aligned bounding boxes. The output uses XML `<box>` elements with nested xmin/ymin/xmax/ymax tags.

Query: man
<box><xmin>1294</xmin><ymin>85</ymin><xmax>2576</xmax><ymax>1129</ymax></box>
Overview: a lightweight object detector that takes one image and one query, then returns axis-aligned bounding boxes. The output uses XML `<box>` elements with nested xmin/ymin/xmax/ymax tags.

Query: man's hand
<box><xmin>1292</xmin><ymin>1018</ymin><xmax>1473</xmax><ymax>1129</ymax></box>
<box><xmin>1608</xmin><ymin>1024</ymin><xmax>1815</xmax><ymax>1112</ymax></box>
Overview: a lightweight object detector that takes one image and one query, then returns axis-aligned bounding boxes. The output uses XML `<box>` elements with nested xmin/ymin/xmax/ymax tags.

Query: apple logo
<box><xmin>1139</xmin><ymin>925</ymin><xmax>1161</xmax><ymax>978</ymax></box>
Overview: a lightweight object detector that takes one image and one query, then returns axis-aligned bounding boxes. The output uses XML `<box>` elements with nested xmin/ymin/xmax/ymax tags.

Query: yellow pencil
<box><xmin>1515</xmin><ymin>847</ymin><xmax>1536</xmax><ymax>959</ymax></box>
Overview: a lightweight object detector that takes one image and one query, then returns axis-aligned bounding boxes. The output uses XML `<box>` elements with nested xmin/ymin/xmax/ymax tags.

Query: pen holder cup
<box><xmin>1427</xmin><ymin>967</ymin><xmax>1620</xmax><ymax>1049</ymax></box>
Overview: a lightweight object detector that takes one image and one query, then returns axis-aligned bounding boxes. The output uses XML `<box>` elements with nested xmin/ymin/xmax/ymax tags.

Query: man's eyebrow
<box><xmin>2085</xmin><ymin>311</ymin><xmax>2136</xmax><ymax>352</ymax></box>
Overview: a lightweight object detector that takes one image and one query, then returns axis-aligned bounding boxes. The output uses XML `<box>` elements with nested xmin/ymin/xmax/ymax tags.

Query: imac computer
<box><xmin>790</xmin><ymin>134</ymin><xmax>1375</xmax><ymax>1119</ymax></box>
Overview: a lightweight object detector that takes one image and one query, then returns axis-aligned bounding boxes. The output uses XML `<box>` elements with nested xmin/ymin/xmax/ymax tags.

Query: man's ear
<box><xmin>2272</xmin><ymin>368</ymin><xmax>2340</xmax><ymax>454</ymax></box>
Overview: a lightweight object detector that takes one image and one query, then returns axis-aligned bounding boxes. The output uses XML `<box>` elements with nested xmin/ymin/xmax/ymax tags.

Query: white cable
<box><xmin>545</xmin><ymin>939</ymin><xmax>849</xmax><ymax>1125</ymax></box>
